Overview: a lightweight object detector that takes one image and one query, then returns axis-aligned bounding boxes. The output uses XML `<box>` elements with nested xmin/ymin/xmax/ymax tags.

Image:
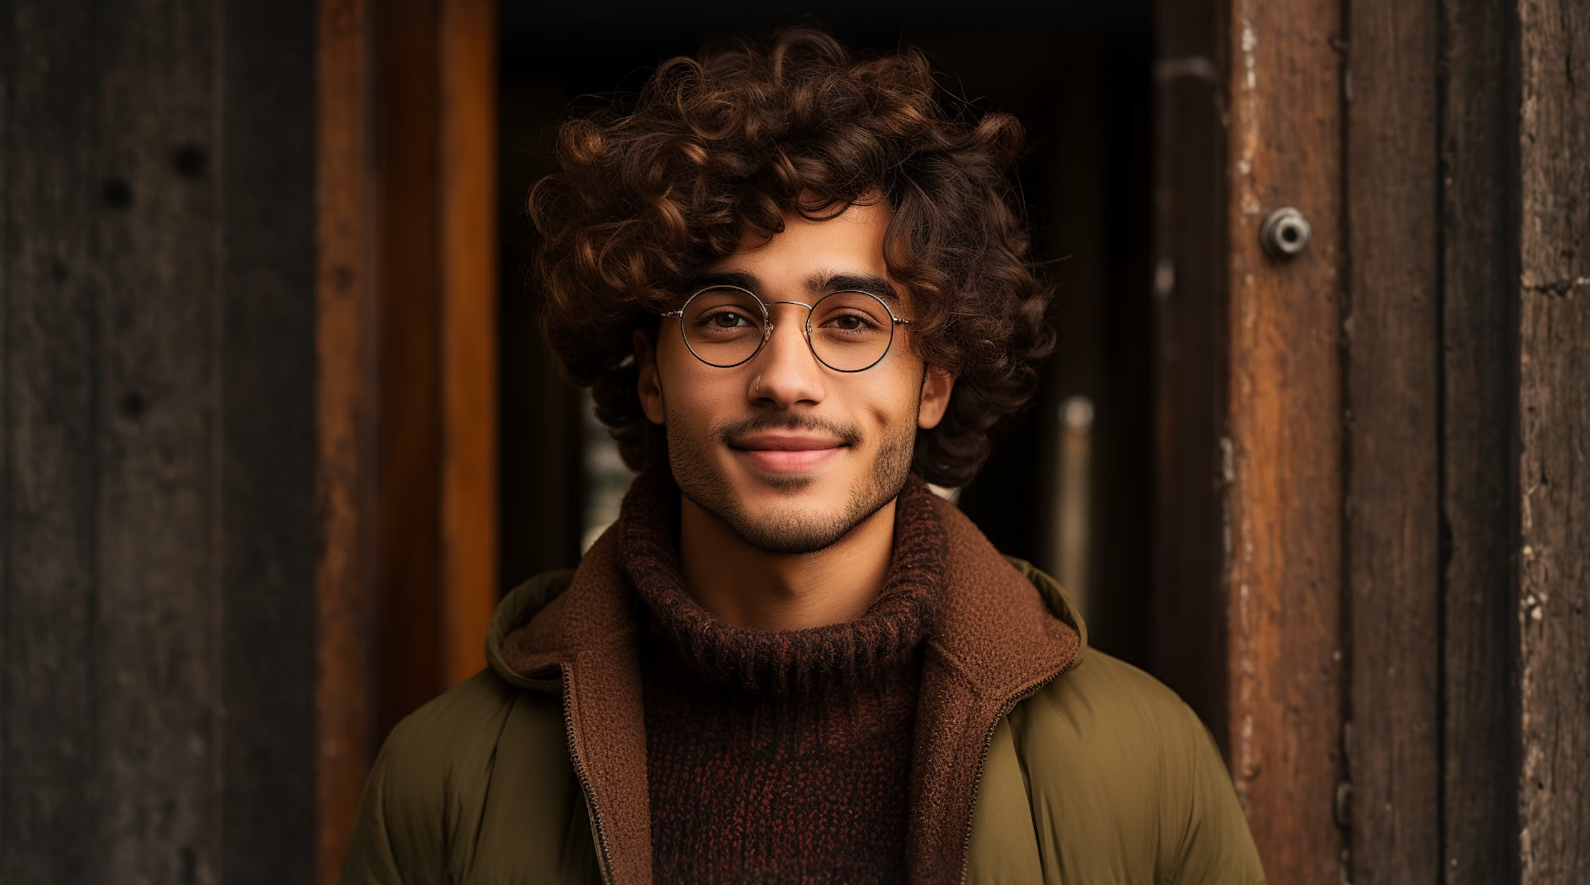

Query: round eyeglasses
<box><xmin>661</xmin><ymin>285</ymin><xmax>912</xmax><ymax>373</ymax></box>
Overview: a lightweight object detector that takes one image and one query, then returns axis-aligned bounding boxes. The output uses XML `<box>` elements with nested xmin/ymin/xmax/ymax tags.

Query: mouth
<box><xmin>728</xmin><ymin>430</ymin><xmax>849</xmax><ymax>473</ymax></box>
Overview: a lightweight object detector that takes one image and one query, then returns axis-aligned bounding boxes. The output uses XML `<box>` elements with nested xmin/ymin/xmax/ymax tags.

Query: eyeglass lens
<box><xmin>679</xmin><ymin>287</ymin><xmax>897</xmax><ymax>372</ymax></box>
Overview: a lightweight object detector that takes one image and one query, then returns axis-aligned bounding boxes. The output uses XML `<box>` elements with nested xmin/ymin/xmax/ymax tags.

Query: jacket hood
<box><xmin>483</xmin><ymin>511</ymin><xmax>1090</xmax><ymax>694</ymax></box>
<box><xmin>485</xmin><ymin>566</ymin><xmax>575</xmax><ymax>692</ymax></box>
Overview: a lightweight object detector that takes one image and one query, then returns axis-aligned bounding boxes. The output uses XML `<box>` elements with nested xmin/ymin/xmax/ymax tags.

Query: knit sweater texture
<box><xmin>617</xmin><ymin>471</ymin><xmax>948</xmax><ymax>885</ymax></box>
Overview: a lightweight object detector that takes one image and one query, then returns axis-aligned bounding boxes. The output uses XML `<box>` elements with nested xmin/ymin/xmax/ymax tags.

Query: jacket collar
<box><xmin>490</xmin><ymin>497</ymin><xmax>1084</xmax><ymax>885</ymax></box>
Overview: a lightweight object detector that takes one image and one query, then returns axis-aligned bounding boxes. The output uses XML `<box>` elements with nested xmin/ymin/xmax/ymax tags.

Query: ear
<box><xmin>917</xmin><ymin>367</ymin><xmax>956</xmax><ymax>430</ymax></box>
<box><xmin>634</xmin><ymin>328</ymin><xmax>666</xmax><ymax>425</ymax></box>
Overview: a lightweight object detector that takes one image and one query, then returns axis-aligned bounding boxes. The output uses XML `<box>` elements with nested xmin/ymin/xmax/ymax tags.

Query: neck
<box><xmin>678</xmin><ymin>495</ymin><xmax>897</xmax><ymax>631</ymax></box>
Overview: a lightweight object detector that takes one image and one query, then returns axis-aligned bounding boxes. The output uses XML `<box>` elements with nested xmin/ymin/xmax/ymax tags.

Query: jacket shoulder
<box><xmin>341</xmin><ymin>671</ymin><xmax>572</xmax><ymax>884</ymax></box>
<box><xmin>1007</xmin><ymin>650</ymin><xmax>1266</xmax><ymax>884</ymax></box>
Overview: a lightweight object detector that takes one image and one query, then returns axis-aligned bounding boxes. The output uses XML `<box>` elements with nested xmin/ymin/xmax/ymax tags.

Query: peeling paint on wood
<box><xmin>1221</xmin><ymin>0</ymin><xmax>1347</xmax><ymax>881</ymax></box>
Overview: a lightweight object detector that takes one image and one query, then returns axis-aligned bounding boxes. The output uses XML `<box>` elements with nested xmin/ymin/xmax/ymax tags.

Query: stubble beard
<box><xmin>666</xmin><ymin>407</ymin><xmax>918</xmax><ymax>556</ymax></box>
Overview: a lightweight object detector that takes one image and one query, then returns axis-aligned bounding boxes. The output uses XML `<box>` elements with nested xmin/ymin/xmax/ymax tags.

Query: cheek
<box><xmin>858</xmin><ymin>365</ymin><xmax>925</xmax><ymax>437</ymax></box>
<box><xmin>659</xmin><ymin>351</ymin><xmax>745</xmax><ymax>430</ymax></box>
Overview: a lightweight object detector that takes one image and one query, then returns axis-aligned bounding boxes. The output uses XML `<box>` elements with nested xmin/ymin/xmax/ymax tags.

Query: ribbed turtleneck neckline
<box><xmin>617</xmin><ymin>469</ymin><xmax>948</xmax><ymax>696</ymax></box>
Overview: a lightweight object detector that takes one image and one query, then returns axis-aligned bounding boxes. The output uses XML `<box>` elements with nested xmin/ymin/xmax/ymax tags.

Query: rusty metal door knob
<box><xmin>1260</xmin><ymin>207</ymin><xmax>1312</xmax><ymax>259</ymax></box>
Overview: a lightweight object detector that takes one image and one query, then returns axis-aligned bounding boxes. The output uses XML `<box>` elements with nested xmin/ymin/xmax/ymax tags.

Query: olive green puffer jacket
<box><xmin>343</xmin><ymin>500</ymin><xmax>1265</xmax><ymax>885</ymax></box>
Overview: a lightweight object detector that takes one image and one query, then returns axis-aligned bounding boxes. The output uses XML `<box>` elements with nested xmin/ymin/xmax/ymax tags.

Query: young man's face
<box><xmin>636</xmin><ymin>201</ymin><xmax>955</xmax><ymax>554</ymax></box>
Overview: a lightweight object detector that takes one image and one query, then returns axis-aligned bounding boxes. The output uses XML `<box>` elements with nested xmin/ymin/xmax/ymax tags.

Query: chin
<box><xmin>709</xmin><ymin>473</ymin><xmax>895</xmax><ymax>556</ymax></box>
<box><xmin>719</xmin><ymin>503</ymin><xmax>860</xmax><ymax>555</ymax></box>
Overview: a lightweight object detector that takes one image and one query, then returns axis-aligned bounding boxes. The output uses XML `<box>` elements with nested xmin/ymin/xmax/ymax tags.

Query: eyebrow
<box><xmin>808</xmin><ymin>272</ymin><xmax>902</xmax><ymax>305</ymax></box>
<box><xmin>685</xmin><ymin>269</ymin><xmax>902</xmax><ymax>305</ymax></box>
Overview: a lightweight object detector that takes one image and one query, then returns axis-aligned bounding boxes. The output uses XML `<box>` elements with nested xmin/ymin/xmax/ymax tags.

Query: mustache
<box><xmin>711</xmin><ymin>413</ymin><xmax>863</xmax><ymax>448</ymax></box>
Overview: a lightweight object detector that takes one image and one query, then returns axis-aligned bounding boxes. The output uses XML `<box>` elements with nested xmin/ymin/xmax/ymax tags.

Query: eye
<box><xmin>820</xmin><ymin>310</ymin><xmax>882</xmax><ymax>333</ymax></box>
<box><xmin>699</xmin><ymin>309</ymin><xmax>752</xmax><ymax>329</ymax></box>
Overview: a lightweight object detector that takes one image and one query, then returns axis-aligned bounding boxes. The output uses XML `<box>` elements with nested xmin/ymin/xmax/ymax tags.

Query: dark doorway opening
<box><xmin>496</xmin><ymin>0</ymin><xmax>1154</xmax><ymax>664</ymax></box>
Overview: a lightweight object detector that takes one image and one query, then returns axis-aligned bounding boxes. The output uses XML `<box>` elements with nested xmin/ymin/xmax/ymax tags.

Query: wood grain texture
<box><xmin>0</xmin><ymin>1</ymin><xmax>100</xmax><ymax>880</ymax></box>
<box><xmin>2</xmin><ymin>1</ymin><xmax>318</xmax><ymax>881</ymax></box>
<box><xmin>91</xmin><ymin>2</ymin><xmax>224</xmax><ymax>878</ymax></box>
<box><xmin>316</xmin><ymin>0</ymin><xmax>378</xmax><ymax>882</ymax></box>
<box><xmin>218</xmin><ymin>0</ymin><xmax>318</xmax><ymax>881</ymax></box>
<box><xmin>1517</xmin><ymin>2</ymin><xmax>1590</xmax><ymax>881</ymax></box>
<box><xmin>375</xmin><ymin>0</ymin><xmax>445</xmax><ymax>735</ymax></box>
<box><xmin>1222</xmin><ymin>0</ymin><xmax>1346</xmax><ymax>881</ymax></box>
<box><xmin>1440</xmin><ymin>0</ymin><xmax>1521</xmax><ymax>881</ymax></box>
<box><xmin>1343</xmin><ymin>0</ymin><xmax>1443</xmax><ymax>880</ymax></box>
<box><xmin>439</xmin><ymin>0</ymin><xmax>499</xmax><ymax>689</ymax></box>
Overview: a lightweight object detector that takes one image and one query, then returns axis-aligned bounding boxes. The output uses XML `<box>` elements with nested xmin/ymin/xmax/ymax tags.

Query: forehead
<box><xmin>705</xmin><ymin>201</ymin><xmax>894</xmax><ymax>289</ymax></box>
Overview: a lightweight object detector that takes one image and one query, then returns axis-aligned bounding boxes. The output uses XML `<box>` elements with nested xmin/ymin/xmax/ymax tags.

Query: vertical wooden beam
<box><xmin>91</xmin><ymin>3</ymin><xmax>225</xmax><ymax>878</ymax></box>
<box><xmin>375</xmin><ymin>0</ymin><xmax>444</xmax><ymax>735</ymax></box>
<box><xmin>1221</xmin><ymin>0</ymin><xmax>1346</xmax><ymax>881</ymax></box>
<box><xmin>219</xmin><ymin>0</ymin><xmax>319</xmax><ymax>881</ymax></box>
<box><xmin>1342</xmin><ymin>0</ymin><xmax>1443</xmax><ymax>881</ymax></box>
<box><xmin>316</xmin><ymin>0</ymin><xmax>377</xmax><ymax>882</ymax></box>
<box><xmin>4</xmin><ymin>1</ymin><xmax>318</xmax><ymax>881</ymax></box>
<box><xmin>1516</xmin><ymin>2</ymin><xmax>1590</xmax><ymax>881</ymax></box>
<box><xmin>439</xmin><ymin>0</ymin><xmax>499</xmax><ymax>689</ymax></box>
<box><xmin>1440</xmin><ymin>0</ymin><xmax>1520</xmax><ymax>881</ymax></box>
<box><xmin>374</xmin><ymin>0</ymin><xmax>500</xmax><ymax>731</ymax></box>
<box><xmin>0</xmin><ymin>2</ymin><xmax>101</xmax><ymax>881</ymax></box>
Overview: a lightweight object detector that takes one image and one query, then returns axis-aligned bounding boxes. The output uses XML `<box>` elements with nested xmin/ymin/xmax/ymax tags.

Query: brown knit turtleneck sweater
<box><xmin>617</xmin><ymin>471</ymin><xmax>948</xmax><ymax>885</ymax></box>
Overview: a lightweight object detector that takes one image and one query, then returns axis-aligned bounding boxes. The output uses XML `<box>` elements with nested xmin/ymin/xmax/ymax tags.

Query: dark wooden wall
<box><xmin>1153</xmin><ymin>0</ymin><xmax>1590</xmax><ymax>882</ymax></box>
<box><xmin>0</xmin><ymin>0</ymin><xmax>318</xmax><ymax>883</ymax></box>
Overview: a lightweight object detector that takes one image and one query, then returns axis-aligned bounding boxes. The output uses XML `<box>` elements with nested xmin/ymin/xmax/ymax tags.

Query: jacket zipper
<box><xmin>957</xmin><ymin>653</ymin><xmax>1081</xmax><ymax>885</ymax></box>
<box><xmin>561</xmin><ymin>673</ymin><xmax>617</xmax><ymax>885</ymax></box>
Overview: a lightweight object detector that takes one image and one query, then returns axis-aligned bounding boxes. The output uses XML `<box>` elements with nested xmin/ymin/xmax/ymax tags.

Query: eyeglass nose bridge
<box><xmin>759</xmin><ymin>299</ymin><xmax>815</xmax><ymax>345</ymax></box>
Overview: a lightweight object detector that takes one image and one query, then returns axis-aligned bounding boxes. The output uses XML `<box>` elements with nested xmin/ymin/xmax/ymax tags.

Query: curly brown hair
<box><xmin>529</xmin><ymin>28</ymin><xmax>1054</xmax><ymax>488</ymax></box>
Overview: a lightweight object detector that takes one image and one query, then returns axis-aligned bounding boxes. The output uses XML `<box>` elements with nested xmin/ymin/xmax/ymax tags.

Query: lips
<box><xmin>729</xmin><ymin>431</ymin><xmax>848</xmax><ymax>473</ymax></box>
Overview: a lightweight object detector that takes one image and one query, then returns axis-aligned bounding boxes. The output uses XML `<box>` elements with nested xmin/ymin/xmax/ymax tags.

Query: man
<box><xmin>343</xmin><ymin>29</ymin><xmax>1265</xmax><ymax>885</ymax></box>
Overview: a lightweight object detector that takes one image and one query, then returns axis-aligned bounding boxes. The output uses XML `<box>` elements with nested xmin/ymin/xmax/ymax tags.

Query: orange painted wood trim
<box><xmin>439</xmin><ymin>0</ymin><xmax>500</xmax><ymax>687</ymax></box>
<box><xmin>1221</xmin><ymin>0</ymin><xmax>1347</xmax><ymax>881</ymax></box>
<box><xmin>314</xmin><ymin>0</ymin><xmax>377</xmax><ymax>881</ymax></box>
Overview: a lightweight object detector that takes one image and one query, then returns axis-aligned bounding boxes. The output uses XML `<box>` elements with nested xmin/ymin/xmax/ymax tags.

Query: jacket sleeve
<box><xmin>1165</xmin><ymin>712</ymin><xmax>1268</xmax><ymax>885</ymax></box>
<box><xmin>340</xmin><ymin>718</ymin><xmax>449</xmax><ymax>885</ymax></box>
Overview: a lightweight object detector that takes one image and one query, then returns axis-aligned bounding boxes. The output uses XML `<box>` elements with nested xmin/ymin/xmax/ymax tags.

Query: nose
<box><xmin>749</xmin><ymin>302</ymin><xmax>825</xmax><ymax>407</ymax></box>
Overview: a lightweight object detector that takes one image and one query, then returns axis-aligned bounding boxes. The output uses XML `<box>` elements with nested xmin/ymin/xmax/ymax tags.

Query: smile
<box><xmin>729</xmin><ymin>431</ymin><xmax>849</xmax><ymax>473</ymax></box>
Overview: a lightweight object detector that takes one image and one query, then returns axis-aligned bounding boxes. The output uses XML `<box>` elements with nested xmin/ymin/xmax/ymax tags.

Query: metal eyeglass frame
<box><xmin>660</xmin><ymin>284</ymin><xmax>912</xmax><ymax>373</ymax></box>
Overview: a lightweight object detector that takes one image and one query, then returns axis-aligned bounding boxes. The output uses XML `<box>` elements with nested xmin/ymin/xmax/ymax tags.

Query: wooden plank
<box><xmin>218</xmin><ymin>0</ymin><xmax>318</xmax><ymax>881</ymax></box>
<box><xmin>376</xmin><ymin>0</ymin><xmax>445</xmax><ymax>735</ymax></box>
<box><xmin>90</xmin><ymin>2</ymin><xmax>223</xmax><ymax>880</ymax></box>
<box><xmin>1516</xmin><ymin>2</ymin><xmax>1590</xmax><ymax>881</ymax></box>
<box><xmin>439</xmin><ymin>0</ymin><xmax>499</xmax><ymax>687</ymax></box>
<box><xmin>1221</xmin><ymin>0</ymin><xmax>1346</xmax><ymax>881</ymax></box>
<box><xmin>0</xmin><ymin>1</ymin><xmax>101</xmax><ymax>880</ymax></box>
<box><xmin>1342</xmin><ymin>0</ymin><xmax>1442</xmax><ymax>880</ymax></box>
<box><xmin>1439</xmin><ymin>0</ymin><xmax>1520</xmax><ymax>881</ymax></box>
<box><xmin>315</xmin><ymin>0</ymin><xmax>378</xmax><ymax>882</ymax></box>
<box><xmin>1150</xmin><ymin>0</ymin><xmax>1230</xmax><ymax>751</ymax></box>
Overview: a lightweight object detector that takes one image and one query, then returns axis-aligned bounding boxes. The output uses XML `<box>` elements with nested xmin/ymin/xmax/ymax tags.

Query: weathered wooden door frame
<box><xmin>314</xmin><ymin>0</ymin><xmax>499</xmax><ymax>882</ymax></box>
<box><xmin>1152</xmin><ymin>0</ymin><xmax>1588</xmax><ymax>883</ymax></box>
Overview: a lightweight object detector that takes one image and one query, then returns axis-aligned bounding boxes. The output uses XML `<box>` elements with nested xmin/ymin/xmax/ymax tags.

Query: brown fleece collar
<box><xmin>618</xmin><ymin>469</ymin><xmax>947</xmax><ymax>696</ymax></box>
<box><xmin>500</xmin><ymin>494</ymin><xmax>1081</xmax><ymax>885</ymax></box>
